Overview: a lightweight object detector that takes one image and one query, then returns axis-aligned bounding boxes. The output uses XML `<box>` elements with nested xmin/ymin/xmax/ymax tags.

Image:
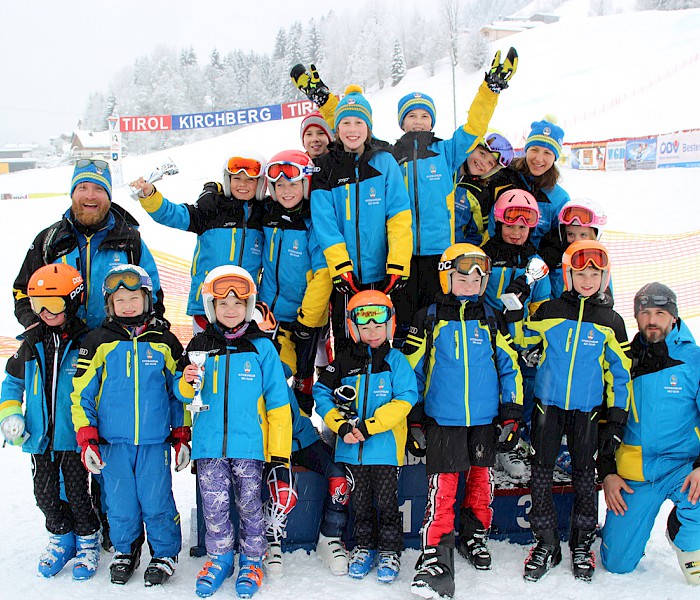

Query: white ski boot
<box><xmin>317</xmin><ymin>533</ymin><xmax>348</xmax><ymax>575</ymax></box>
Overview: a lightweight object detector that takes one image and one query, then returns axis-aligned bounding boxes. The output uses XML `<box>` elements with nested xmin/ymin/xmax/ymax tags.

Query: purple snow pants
<box><xmin>198</xmin><ymin>458</ymin><xmax>266</xmax><ymax>557</ymax></box>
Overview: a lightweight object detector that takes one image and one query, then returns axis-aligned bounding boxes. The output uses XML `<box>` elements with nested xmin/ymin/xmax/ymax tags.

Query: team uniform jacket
<box><xmin>313</xmin><ymin>342</ymin><xmax>418</xmax><ymax>466</ymax></box>
<box><xmin>0</xmin><ymin>319</ymin><xmax>87</xmax><ymax>454</ymax></box>
<box><xmin>615</xmin><ymin>321</ymin><xmax>700</xmax><ymax>482</ymax></box>
<box><xmin>403</xmin><ymin>293</ymin><xmax>523</xmax><ymax>427</ymax></box>
<box><xmin>259</xmin><ymin>200</ymin><xmax>332</xmax><ymax>327</ymax></box>
<box><xmin>487</xmin><ymin>167</ymin><xmax>570</xmax><ymax>249</ymax></box>
<box><xmin>13</xmin><ymin>205</ymin><xmax>162</xmax><ymax>329</ymax></box>
<box><xmin>454</xmin><ymin>171</ymin><xmax>493</xmax><ymax>246</ymax></box>
<box><xmin>139</xmin><ymin>185</ymin><xmax>264</xmax><ymax>316</ymax></box>
<box><xmin>514</xmin><ymin>290</ymin><xmax>633</xmax><ymax>413</ymax></box>
<box><xmin>175</xmin><ymin>322</ymin><xmax>292</xmax><ymax>463</ymax></box>
<box><xmin>310</xmin><ymin>141</ymin><xmax>413</xmax><ymax>285</ymax></box>
<box><xmin>482</xmin><ymin>237</ymin><xmax>552</xmax><ymax>315</ymax></box>
<box><xmin>71</xmin><ymin>318</ymin><xmax>186</xmax><ymax>445</ymax></box>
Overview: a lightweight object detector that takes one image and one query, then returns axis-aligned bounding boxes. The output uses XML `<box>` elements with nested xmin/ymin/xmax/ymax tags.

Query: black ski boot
<box><xmin>570</xmin><ymin>528</ymin><xmax>596</xmax><ymax>582</ymax></box>
<box><xmin>457</xmin><ymin>509</ymin><xmax>492</xmax><ymax>570</ymax></box>
<box><xmin>110</xmin><ymin>533</ymin><xmax>144</xmax><ymax>585</ymax></box>
<box><xmin>411</xmin><ymin>545</ymin><xmax>455</xmax><ymax>599</ymax></box>
<box><xmin>523</xmin><ymin>529</ymin><xmax>562</xmax><ymax>582</ymax></box>
<box><xmin>144</xmin><ymin>556</ymin><xmax>177</xmax><ymax>586</ymax></box>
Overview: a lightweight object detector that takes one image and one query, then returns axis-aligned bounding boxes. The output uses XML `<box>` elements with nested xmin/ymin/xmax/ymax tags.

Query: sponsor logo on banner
<box><xmin>657</xmin><ymin>131</ymin><xmax>700</xmax><ymax>168</ymax></box>
<box><xmin>605</xmin><ymin>141</ymin><xmax>626</xmax><ymax>171</ymax></box>
<box><xmin>570</xmin><ymin>144</ymin><xmax>606</xmax><ymax>170</ymax></box>
<box><xmin>625</xmin><ymin>137</ymin><xmax>657</xmax><ymax>170</ymax></box>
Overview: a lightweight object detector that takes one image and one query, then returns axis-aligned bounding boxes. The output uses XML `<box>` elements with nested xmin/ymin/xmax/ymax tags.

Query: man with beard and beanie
<box><xmin>600</xmin><ymin>283</ymin><xmax>700</xmax><ymax>586</ymax></box>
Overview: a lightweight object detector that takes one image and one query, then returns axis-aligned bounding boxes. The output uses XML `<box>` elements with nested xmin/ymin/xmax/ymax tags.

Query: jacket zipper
<box><xmin>354</xmin><ymin>160</ymin><xmax>363</xmax><ymax>283</ymax></box>
<box><xmin>460</xmin><ymin>302</ymin><xmax>471</xmax><ymax>425</ymax></box>
<box><xmin>564</xmin><ymin>298</ymin><xmax>586</xmax><ymax>409</ymax></box>
<box><xmin>222</xmin><ymin>349</ymin><xmax>230</xmax><ymax>457</ymax></box>
<box><xmin>49</xmin><ymin>333</ymin><xmax>60</xmax><ymax>451</ymax></box>
<box><xmin>413</xmin><ymin>139</ymin><xmax>420</xmax><ymax>254</ymax></box>
<box><xmin>357</xmin><ymin>357</ymin><xmax>372</xmax><ymax>463</ymax></box>
<box><xmin>237</xmin><ymin>203</ymin><xmax>250</xmax><ymax>266</ymax></box>
<box><xmin>270</xmin><ymin>228</ymin><xmax>283</xmax><ymax>312</ymax></box>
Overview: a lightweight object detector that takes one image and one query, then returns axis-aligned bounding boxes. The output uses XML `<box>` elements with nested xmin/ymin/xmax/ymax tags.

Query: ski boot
<box><xmin>110</xmin><ymin>534</ymin><xmax>144</xmax><ymax>585</ymax></box>
<box><xmin>377</xmin><ymin>550</ymin><xmax>400</xmax><ymax>583</ymax></box>
<box><xmin>72</xmin><ymin>531</ymin><xmax>100</xmax><ymax>581</ymax></box>
<box><xmin>38</xmin><ymin>531</ymin><xmax>76</xmax><ymax>578</ymax></box>
<box><xmin>316</xmin><ymin>533</ymin><xmax>348</xmax><ymax>575</ymax></box>
<box><xmin>570</xmin><ymin>528</ymin><xmax>596</xmax><ymax>582</ymax></box>
<box><xmin>263</xmin><ymin>542</ymin><xmax>283</xmax><ymax>579</ymax></box>
<box><xmin>496</xmin><ymin>448</ymin><xmax>527</xmax><ymax>480</ymax></box>
<box><xmin>523</xmin><ymin>529</ymin><xmax>562</xmax><ymax>582</ymax></box>
<box><xmin>235</xmin><ymin>555</ymin><xmax>263</xmax><ymax>598</ymax></box>
<box><xmin>457</xmin><ymin>511</ymin><xmax>492</xmax><ymax>571</ymax></box>
<box><xmin>196</xmin><ymin>550</ymin><xmax>234</xmax><ymax>597</ymax></box>
<box><xmin>144</xmin><ymin>556</ymin><xmax>177</xmax><ymax>586</ymax></box>
<box><xmin>411</xmin><ymin>545</ymin><xmax>455</xmax><ymax>599</ymax></box>
<box><xmin>348</xmin><ymin>547</ymin><xmax>377</xmax><ymax>579</ymax></box>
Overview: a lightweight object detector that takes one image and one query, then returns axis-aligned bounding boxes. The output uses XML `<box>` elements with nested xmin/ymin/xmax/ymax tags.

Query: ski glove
<box><xmin>504</xmin><ymin>275</ymin><xmax>531</xmax><ymax>301</ymax></box>
<box><xmin>0</xmin><ymin>413</ymin><xmax>25</xmax><ymax>445</ymax></box>
<box><xmin>496</xmin><ymin>419</ymin><xmax>522</xmax><ymax>452</ymax></box>
<box><xmin>288</xmin><ymin>319</ymin><xmax>318</xmax><ymax>342</ymax></box>
<box><xmin>290</xmin><ymin>63</ymin><xmax>331</xmax><ymax>107</ymax></box>
<box><xmin>77</xmin><ymin>426</ymin><xmax>105</xmax><ymax>474</ymax></box>
<box><xmin>381</xmin><ymin>274</ymin><xmax>409</xmax><ymax>295</ymax></box>
<box><xmin>406</xmin><ymin>422</ymin><xmax>427</xmax><ymax>458</ymax></box>
<box><xmin>332</xmin><ymin>272</ymin><xmax>361</xmax><ymax>296</ymax></box>
<box><xmin>171</xmin><ymin>426</ymin><xmax>191</xmax><ymax>472</ymax></box>
<box><xmin>598</xmin><ymin>407</ymin><xmax>628</xmax><ymax>459</ymax></box>
<box><xmin>484</xmin><ymin>47</ymin><xmax>518</xmax><ymax>93</ymax></box>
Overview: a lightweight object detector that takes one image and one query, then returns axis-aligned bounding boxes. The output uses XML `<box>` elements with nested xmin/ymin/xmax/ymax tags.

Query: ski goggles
<box><xmin>500</xmin><ymin>205</ymin><xmax>540</xmax><ymax>227</ymax></box>
<box><xmin>225</xmin><ymin>156</ymin><xmax>262</xmax><ymax>178</ymax></box>
<box><xmin>29</xmin><ymin>296</ymin><xmax>66</xmax><ymax>315</ymax></box>
<box><xmin>440</xmin><ymin>253</ymin><xmax>492</xmax><ymax>276</ymax></box>
<box><xmin>202</xmin><ymin>274</ymin><xmax>255</xmax><ymax>300</ymax></box>
<box><xmin>483</xmin><ymin>135</ymin><xmax>514</xmax><ymax>168</ymax></box>
<box><xmin>75</xmin><ymin>158</ymin><xmax>109</xmax><ymax>170</ymax></box>
<box><xmin>559</xmin><ymin>205</ymin><xmax>607</xmax><ymax>227</ymax></box>
<box><xmin>265</xmin><ymin>161</ymin><xmax>310</xmax><ymax>183</ymax></box>
<box><xmin>568</xmin><ymin>246</ymin><xmax>609</xmax><ymax>270</ymax></box>
<box><xmin>350</xmin><ymin>305</ymin><xmax>393</xmax><ymax>326</ymax></box>
<box><xmin>103</xmin><ymin>269</ymin><xmax>149</xmax><ymax>295</ymax></box>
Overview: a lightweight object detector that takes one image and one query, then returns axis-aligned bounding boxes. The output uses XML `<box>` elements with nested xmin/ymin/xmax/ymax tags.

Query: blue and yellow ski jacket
<box><xmin>71</xmin><ymin>318</ymin><xmax>186</xmax><ymax>445</ymax></box>
<box><xmin>314</xmin><ymin>342</ymin><xmax>418</xmax><ymax>466</ymax></box>
<box><xmin>175</xmin><ymin>322</ymin><xmax>292</xmax><ymax>463</ymax></box>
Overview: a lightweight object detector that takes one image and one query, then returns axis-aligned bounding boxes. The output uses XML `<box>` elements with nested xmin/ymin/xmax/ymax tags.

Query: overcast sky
<box><xmin>0</xmin><ymin>0</ymin><xmax>342</xmax><ymax>145</ymax></box>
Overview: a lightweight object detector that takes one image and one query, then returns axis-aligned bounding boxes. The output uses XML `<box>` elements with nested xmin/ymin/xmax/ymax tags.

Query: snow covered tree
<box><xmin>305</xmin><ymin>19</ymin><xmax>324</xmax><ymax>65</ymax></box>
<box><xmin>287</xmin><ymin>22</ymin><xmax>304</xmax><ymax>66</ymax></box>
<box><xmin>390</xmin><ymin>40</ymin><xmax>407</xmax><ymax>86</ymax></box>
<box><xmin>463</xmin><ymin>31</ymin><xmax>491</xmax><ymax>71</ymax></box>
<box><xmin>179</xmin><ymin>46</ymin><xmax>198</xmax><ymax>68</ymax></box>
<box><xmin>273</xmin><ymin>28</ymin><xmax>287</xmax><ymax>61</ymax></box>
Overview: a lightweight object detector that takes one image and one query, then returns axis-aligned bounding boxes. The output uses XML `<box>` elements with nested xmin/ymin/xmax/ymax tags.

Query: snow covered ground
<box><xmin>1</xmin><ymin>4</ymin><xmax>699</xmax><ymax>599</ymax></box>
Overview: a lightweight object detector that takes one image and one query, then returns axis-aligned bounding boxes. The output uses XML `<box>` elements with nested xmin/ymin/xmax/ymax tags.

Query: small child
<box><xmin>300</xmin><ymin>110</ymin><xmax>334</xmax><ymax>159</ymax></box>
<box><xmin>403</xmin><ymin>243</ymin><xmax>523</xmax><ymax>599</ymax></box>
<box><xmin>71</xmin><ymin>264</ymin><xmax>189</xmax><ymax>587</ymax></box>
<box><xmin>130</xmin><ymin>153</ymin><xmax>267</xmax><ymax>332</ymax></box>
<box><xmin>261</xmin><ymin>149</ymin><xmax>332</xmax><ymax>413</ymax></box>
<box><xmin>176</xmin><ymin>266</ymin><xmax>292</xmax><ymax>599</ymax></box>
<box><xmin>314</xmin><ymin>291</ymin><xmax>418</xmax><ymax>584</ymax></box>
<box><xmin>514</xmin><ymin>240</ymin><xmax>632</xmax><ymax>582</ymax></box>
<box><xmin>0</xmin><ymin>264</ymin><xmax>101</xmax><ymax>580</ymax></box>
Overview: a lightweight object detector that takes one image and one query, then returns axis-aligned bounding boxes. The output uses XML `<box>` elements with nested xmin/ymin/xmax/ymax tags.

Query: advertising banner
<box><xmin>625</xmin><ymin>137</ymin><xmax>657</xmax><ymax>170</ymax></box>
<box><xmin>657</xmin><ymin>130</ymin><xmax>700</xmax><ymax>168</ymax></box>
<box><xmin>605</xmin><ymin>140</ymin><xmax>626</xmax><ymax>171</ymax></box>
<box><xmin>570</xmin><ymin>144</ymin><xmax>606</xmax><ymax>170</ymax></box>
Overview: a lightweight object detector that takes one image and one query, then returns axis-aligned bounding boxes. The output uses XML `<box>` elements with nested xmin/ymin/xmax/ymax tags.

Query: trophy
<box><xmin>334</xmin><ymin>385</ymin><xmax>358</xmax><ymax>426</ymax></box>
<box><xmin>500</xmin><ymin>257</ymin><xmax>550</xmax><ymax>311</ymax></box>
<box><xmin>187</xmin><ymin>351</ymin><xmax>210</xmax><ymax>413</ymax></box>
<box><xmin>128</xmin><ymin>159</ymin><xmax>179</xmax><ymax>200</ymax></box>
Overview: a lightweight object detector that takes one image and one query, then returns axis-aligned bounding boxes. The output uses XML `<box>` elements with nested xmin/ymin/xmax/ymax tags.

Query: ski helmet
<box><xmin>102</xmin><ymin>264</ymin><xmax>153</xmax><ymax>317</ymax></box>
<box><xmin>27</xmin><ymin>263</ymin><xmax>84</xmax><ymax>318</ymax></box>
<box><xmin>222</xmin><ymin>152</ymin><xmax>268</xmax><ymax>200</ymax></box>
<box><xmin>493</xmin><ymin>189</ymin><xmax>540</xmax><ymax>228</ymax></box>
<box><xmin>265</xmin><ymin>150</ymin><xmax>314</xmax><ymax>202</ymax></box>
<box><xmin>346</xmin><ymin>290</ymin><xmax>395</xmax><ymax>344</ymax></box>
<box><xmin>562</xmin><ymin>240</ymin><xmax>611</xmax><ymax>294</ymax></box>
<box><xmin>201</xmin><ymin>265</ymin><xmax>258</xmax><ymax>324</ymax></box>
<box><xmin>477</xmin><ymin>133</ymin><xmax>514</xmax><ymax>179</ymax></box>
<box><xmin>558</xmin><ymin>198</ymin><xmax>607</xmax><ymax>240</ymax></box>
<box><xmin>438</xmin><ymin>243</ymin><xmax>491</xmax><ymax>296</ymax></box>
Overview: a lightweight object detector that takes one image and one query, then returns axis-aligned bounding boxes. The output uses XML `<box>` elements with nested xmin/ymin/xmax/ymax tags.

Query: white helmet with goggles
<box><xmin>201</xmin><ymin>265</ymin><xmax>258</xmax><ymax>324</ymax></box>
<box><xmin>222</xmin><ymin>152</ymin><xmax>268</xmax><ymax>200</ymax></box>
<box><xmin>102</xmin><ymin>264</ymin><xmax>153</xmax><ymax>317</ymax></box>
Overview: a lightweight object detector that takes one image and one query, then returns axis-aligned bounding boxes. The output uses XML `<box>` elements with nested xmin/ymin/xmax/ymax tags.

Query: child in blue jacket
<box><xmin>0</xmin><ymin>264</ymin><xmax>100</xmax><ymax>580</ymax></box>
<box><xmin>314</xmin><ymin>290</ymin><xmax>418</xmax><ymax>584</ymax></box>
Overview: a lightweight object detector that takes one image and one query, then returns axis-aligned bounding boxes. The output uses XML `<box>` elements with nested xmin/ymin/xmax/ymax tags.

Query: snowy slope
<box><xmin>0</xmin><ymin>6</ymin><xmax>699</xmax><ymax>600</ymax></box>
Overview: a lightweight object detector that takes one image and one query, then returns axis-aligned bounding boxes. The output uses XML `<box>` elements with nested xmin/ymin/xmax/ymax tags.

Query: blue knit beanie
<box><xmin>334</xmin><ymin>85</ymin><xmax>372</xmax><ymax>131</ymax></box>
<box><xmin>524</xmin><ymin>120</ymin><xmax>565</xmax><ymax>160</ymax></box>
<box><xmin>71</xmin><ymin>161</ymin><xmax>112</xmax><ymax>199</ymax></box>
<box><xmin>397</xmin><ymin>92</ymin><xmax>436</xmax><ymax>129</ymax></box>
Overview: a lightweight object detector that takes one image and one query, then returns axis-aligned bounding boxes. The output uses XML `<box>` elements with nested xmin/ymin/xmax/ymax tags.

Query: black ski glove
<box><xmin>484</xmin><ymin>47</ymin><xmax>518</xmax><ymax>93</ymax></box>
<box><xmin>290</xmin><ymin>63</ymin><xmax>331</xmax><ymax>107</ymax></box>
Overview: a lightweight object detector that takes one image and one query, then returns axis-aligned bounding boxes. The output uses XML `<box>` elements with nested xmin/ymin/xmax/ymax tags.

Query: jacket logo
<box><xmin>429</xmin><ymin>164</ymin><xmax>437</xmax><ymax>175</ymax></box>
<box><xmin>244</xmin><ymin>361</ymin><xmax>251</xmax><ymax>373</ymax></box>
<box><xmin>113</xmin><ymin>252</ymin><xmax>121</xmax><ymax>262</ymax></box>
<box><xmin>337</xmin><ymin>177</ymin><xmax>350</xmax><ymax>184</ymax></box>
<box><xmin>146</xmin><ymin>349</ymin><xmax>153</xmax><ymax>359</ymax></box>
<box><xmin>79</xmin><ymin>347</ymin><xmax>88</xmax><ymax>355</ymax></box>
<box><xmin>378</xmin><ymin>378</ymin><xmax>385</xmax><ymax>390</ymax></box>
<box><xmin>348</xmin><ymin>368</ymin><xmax>362</xmax><ymax>375</ymax></box>
<box><xmin>474</xmin><ymin>328</ymin><xmax>480</xmax><ymax>338</ymax></box>
<box><xmin>670</xmin><ymin>374</ymin><xmax>678</xmax><ymax>387</ymax></box>
<box><xmin>325</xmin><ymin>365</ymin><xmax>335</xmax><ymax>373</ymax></box>
<box><xmin>293</xmin><ymin>239</ymin><xmax>299</xmax><ymax>251</ymax></box>
<box><xmin>369</xmin><ymin>187</ymin><xmax>376</xmax><ymax>199</ymax></box>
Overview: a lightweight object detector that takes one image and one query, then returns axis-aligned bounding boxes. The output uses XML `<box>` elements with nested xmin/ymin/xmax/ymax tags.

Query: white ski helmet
<box><xmin>102</xmin><ymin>264</ymin><xmax>153</xmax><ymax>317</ymax></box>
<box><xmin>558</xmin><ymin>198</ymin><xmax>607</xmax><ymax>240</ymax></box>
<box><xmin>201</xmin><ymin>265</ymin><xmax>258</xmax><ymax>324</ymax></box>
<box><xmin>222</xmin><ymin>151</ymin><xmax>268</xmax><ymax>201</ymax></box>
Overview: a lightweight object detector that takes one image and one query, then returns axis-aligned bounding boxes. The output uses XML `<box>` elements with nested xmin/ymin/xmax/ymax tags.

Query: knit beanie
<box><xmin>397</xmin><ymin>92</ymin><xmax>436</xmax><ymax>129</ymax></box>
<box><xmin>71</xmin><ymin>161</ymin><xmax>112</xmax><ymax>199</ymax></box>
<box><xmin>634</xmin><ymin>282</ymin><xmax>678</xmax><ymax>318</ymax></box>
<box><xmin>300</xmin><ymin>110</ymin><xmax>334</xmax><ymax>144</ymax></box>
<box><xmin>524</xmin><ymin>119</ymin><xmax>565</xmax><ymax>160</ymax></box>
<box><xmin>334</xmin><ymin>85</ymin><xmax>372</xmax><ymax>130</ymax></box>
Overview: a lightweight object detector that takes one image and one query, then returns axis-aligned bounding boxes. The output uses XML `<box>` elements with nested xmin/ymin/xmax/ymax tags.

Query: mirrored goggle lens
<box><xmin>560</xmin><ymin>205</ymin><xmax>595</xmax><ymax>226</ymax></box>
<box><xmin>637</xmin><ymin>295</ymin><xmax>673</xmax><ymax>308</ymax></box>
<box><xmin>484</xmin><ymin>136</ymin><xmax>513</xmax><ymax>167</ymax></box>
<box><xmin>75</xmin><ymin>158</ymin><xmax>109</xmax><ymax>169</ymax></box>
<box><xmin>452</xmin><ymin>253</ymin><xmax>491</xmax><ymax>276</ymax></box>
<box><xmin>569</xmin><ymin>247</ymin><xmax>609</xmax><ymax>270</ymax></box>
<box><xmin>204</xmin><ymin>274</ymin><xmax>254</xmax><ymax>299</ymax></box>
<box><xmin>104</xmin><ymin>270</ymin><xmax>144</xmax><ymax>294</ymax></box>
<box><xmin>351</xmin><ymin>305</ymin><xmax>392</xmax><ymax>326</ymax></box>
<box><xmin>30</xmin><ymin>296</ymin><xmax>67</xmax><ymax>315</ymax></box>
<box><xmin>502</xmin><ymin>206</ymin><xmax>539</xmax><ymax>227</ymax></box>
<box><xmin>226</xmin><ymin>156</ymin><xmax>262</xmax><ymax>178</ymax></box>
<box><xmin>266</xmin><ymin>162</ymin><xmax>305</xmax><ymax>182</ymax></box>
